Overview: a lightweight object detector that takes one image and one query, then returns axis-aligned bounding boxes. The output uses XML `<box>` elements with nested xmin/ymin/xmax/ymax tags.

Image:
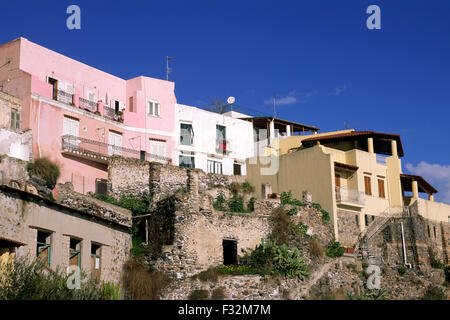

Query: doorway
<box><xmin>222</xmin><ymin>239</ymin><xmax>237</xmax><ymax>265</ymax></box>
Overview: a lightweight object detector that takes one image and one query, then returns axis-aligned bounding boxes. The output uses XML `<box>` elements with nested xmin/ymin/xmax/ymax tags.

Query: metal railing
<box><xmin>61</xmin><ymin>135</ymin><xmax>171</xmax><ymax>164</ymax></box>
<box><xmin>103</xmin><ymin>106</ymin><xmax>122</xmax><ymax>122</ymax></box>
<box><xmin>335</xmin><ymin>186</ymin><xmax>365</xmax><ymax>205</ymax></box>
<box><xmin>79</xmin><ymin>97</ymin><xmax>98</xmax><ymax>113</ymax></box>
<box><xmin>55</xmin><ymin>90</ymin><xmax>74</xmax><ymax>105</ymax></box>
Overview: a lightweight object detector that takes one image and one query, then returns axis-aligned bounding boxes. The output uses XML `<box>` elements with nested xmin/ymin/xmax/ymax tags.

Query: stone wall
<box><xmin>56</xmin><ymin>182</ymin><xmax>132</xmax><ymax>228</ymax></box>
<box><xmin>0</xmin><ymin>185</ymin><xmax>132</xmax><ymax>284</ymax></box>
<box><xmin>337</xmin><ymin>209</ymin><xmax>361</xmax><ymax>248</ymax></box>
<box><xmin>108</xmin><ymin>156</ymin><xmax>151</xmax><ymax>198</ymax></box>
<box><xmin>0</xmin><ymin>155</ymin><xmax>29</xmax><ymax>187</ymax></box>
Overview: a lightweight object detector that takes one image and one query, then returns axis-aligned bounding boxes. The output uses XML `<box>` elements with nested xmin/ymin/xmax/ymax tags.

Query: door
<box><xmin>108</xmin><ymin>131</ymin><xmax>122</xmax><ymax>156</ymax></box>
<box><xmin>335</xmin><ymin>173</ymin><xmax>341</xmax><ymax>200</ymax></box>
<box><xmin>233</xmin><ymin>163</ymin><xmax>241</xmax><ymax>176</ymax></box>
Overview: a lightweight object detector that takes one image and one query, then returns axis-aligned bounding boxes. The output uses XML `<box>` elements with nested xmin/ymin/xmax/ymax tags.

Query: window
<box><xmin>129</xmin><ymin>96</ymin><xmax>134</xmax><ymax>112</ymax></box>
<box><xmin>147</xmin><ymin>101</ymin><xmax>160</xmax><ymax>116</ymax></box>
<box><xmin>378</xmin><ymin>179</ymin><xmax>386</xmax><ymax>198</ymax></box>
<box><xmin>10</xmin><ymin>109</ymin><xmax>20</xmax><ymax>130</ymax></box>
<box><xmin>63</xmin><ymin>116</ymin><xmax>79</xmax><ymax>137</ymax></box>
<box><xmin>87</xmin><ymin>91</ymin><xmax>96</xmax><ymax>102</ymax></box>
<box><xmin>36</xmin><ymin>230</ymin><xmax>52</xmax><ymax>267</ymax></box>
<box><xmin>95</xmin><ymin>178</ymin><xmax>108</xmax><ymax>195</ymax></box>
<box><xmin>216</xmin><ymin>125</ymin><xmax>227</xmax><ymax>154</ymax></box>
<box><xmin>69</xmin><ymin>238</ymin><xmax>81</xmax><ymax>268</ymax></box>
<box><xmin>207</xmin><ymin>160</ymin><xmax>222</xmax><ymax>174</ymax></box>
<box><xmin>108</xmin><ymin>131</ymin><xmax>122</xmax><ymax>156</ymax></box>
<box><xmin>91</xmin><ymin>243</ymin><xmax>101</xmax><ymax>281</ymax></box>
<box><xmin>233</xmin><ymin>163</ymin><xmax>242</xmax><ymax>176</ymax></box>
<box><xmin>149</xmin><ymin>140</ymin><xmax>166</xmax><ymax>162</ymax></box>
<box><xmin>364</xmin><ymin>176</ymin><xmax>372</xmax><ymax>196</ymax></box>
<box><xmin>179</xmin><ymin>154</ymin><xmax>195</xmax><ymax>168</ymax></box>
<box><xmin>180</xmin><ymin>123</ymin><xmax>194</xmax><ymax>145</ymax></box>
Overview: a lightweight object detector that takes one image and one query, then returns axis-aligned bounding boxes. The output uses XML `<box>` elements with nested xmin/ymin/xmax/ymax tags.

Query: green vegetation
<box><xmin>280</xmin><ymin>191</ymin><xmax>303</xmax><ymax>206</ymax></box>
<box><xmin>397</xmin><ymin>266</ymin><xmax>407</xmax><ymax>276</ymax></box>
<box><xmin>348</xmin><ymin>289</ymin><xmax>389</xmax><ymax>300</ymax></box>
<box><xmin>312</xmin><ymin>202</ymin><xmax>331</xmax><ymax>223</ymax></box>
<box><xmin>188</xmin><ymin>289</ymin><xmax>210</xmax><ymax>300</ymax></box>
<box><xmin>213</xmin><ymin>191</ymin><xmax>227</xmax><ymax>211</ymax></box>
<box><xmin>422</xmin><ymin>285</ymin><xmax>445</xmax><ymax>300</ymax></box>
<box><xmin>325</xmin><ymin>240</ymin><xmax>345</xmax><ymax>258</ymax></box>
<box><xmin>0</xmin><ymin>259</ymin><xmax>107</xmax><ymax>300</ymax></box>
<box><xmin>27</xmin><ymin>157</ymin><xmax>60</xmax><ymax>189</ymax></box>
<box><xmin>286</xmin><ymin>208</ymin><xmax>298</xmax><ymax>216</ymax></box>
<box><xmin>241</xmin><ymin>181</ymin><xmax>255</xmax><ymax>193</ymax></box>
<box><xmin>227</xmin><ymin>195</ymin><xmax>245</xmax><ymax>213</ymax></box>
<box><xmin>247</xmin><ymin>197</ymin><xmax>256</xmax><ymax>212</ymax></box>
<box><xmin>292</xmin><ymin>222</ymin><xmax>309</xmax><ymax>235</ymax></box>
<box><xmin>101</xmin><ymin>281</ymin><xmax>121</xmax><ymax>300</ymax></box>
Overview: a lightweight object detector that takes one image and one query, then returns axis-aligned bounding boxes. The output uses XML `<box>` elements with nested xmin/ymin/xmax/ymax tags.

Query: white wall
<box><xmin>0</xmin><ymin>128</ymin><xmax>32</xmax><ymax>161</ymax></box>
<box><xmin>174</xmin><ymin>104</ymin><xmax>254</xmax><ymax>175</ymax></box>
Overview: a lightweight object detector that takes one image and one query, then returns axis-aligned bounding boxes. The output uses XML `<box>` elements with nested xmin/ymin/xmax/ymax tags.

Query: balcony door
<box><xmin>108</xmin><ymin>131</ymin><xmax>122</xmax><ymax>156</ymax></box>
<box><xmin>335</xmin><ymin>173</ymin><xmax>341</xmax><ymax>201</ymax></box>
<box><xmin>63</xmin><ymin>116</ymin><xmax>79</xmax><ymax>148</ymax></box>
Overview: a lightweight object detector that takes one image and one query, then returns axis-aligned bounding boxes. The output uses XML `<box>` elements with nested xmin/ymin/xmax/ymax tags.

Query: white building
<box><xmin>174</xmin><ymin>104</ymin><xmax>254</xmax><ymax>175</ymax></box>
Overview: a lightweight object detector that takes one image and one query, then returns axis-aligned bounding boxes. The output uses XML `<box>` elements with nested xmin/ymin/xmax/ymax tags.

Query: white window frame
<box><xmin>149</xmin><ymin>140</ymin><xmax>167</xmax><ymax>163</ymax></box>
<box><xmin>207</xmin><ymin>159</ymin><xmax>222</xmax><ymax>174</ymax></box>
<box><xmin>147</xmin><ymin>100</ymin><xmax>160</xmax><ymax>117</ymax></box>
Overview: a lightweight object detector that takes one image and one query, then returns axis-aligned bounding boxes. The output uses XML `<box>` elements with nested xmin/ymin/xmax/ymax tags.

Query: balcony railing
<box><xmin>61</xmin><ymin>135</ymin><xmax>171</xmax><ymax>164</ymax></box>
<box><xmin>216</xmin><ymin>139</ymin><xmax>231</xmax><ymax>155</ymax></box>
<box><xmin>104</xmin><ymin>106</ymin><xmax>123</xmax><ymax>122</ymax></box>
<box><xmin>55</xmin><ymin>90</ymin><xmax>74</xmax><ymax>105</ymax></box>
<box><xmin>79</xmin><ymin>97</ymin><xmax>98</xmax><ymax>113</ymax></box>
<box><xmin>335</xmin><ymin>186</ymin><xmax>365</xmax><ymax>206</ymax></box>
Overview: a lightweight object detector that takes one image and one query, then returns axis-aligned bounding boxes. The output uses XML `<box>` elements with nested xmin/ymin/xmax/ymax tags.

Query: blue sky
<box><xmin>2</xmin><ymin>0</ymin><xmax>450</xmax><ymax>203</ymax></box>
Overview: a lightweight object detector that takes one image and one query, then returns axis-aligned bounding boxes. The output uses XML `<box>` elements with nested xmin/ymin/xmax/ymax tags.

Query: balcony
<box><xmin>61</xmin><ymin>135</ymin><xmax>171</xmax><ymax>164</ymax></box>
<box><xmin>104</xmin><ymin>106</ymin><xmax>123</xmax><ymax>122</ymax></box>
<box><xmin>79</xmin><ymin>97</ymin><xmax>98</xmax><ymax>113</ymax></box>
<box><xmin>216</xmin><ymin>139</ymin><xmax>231</xmax><ymax>155</ymax></box>
<box><xmin>55</xmin><ymin>90</ymin><xmax>74</xmax><ymax>105</ymax></box>
<box><xmin>335</xmin><ymin>186</ymin><xmax>365</xmax><ymax>207</ymax></box>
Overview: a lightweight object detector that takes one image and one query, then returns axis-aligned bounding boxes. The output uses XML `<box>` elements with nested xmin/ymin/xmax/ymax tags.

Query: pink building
<box><xmin>0</xmin><ymin>37</ymin><xmax>176</xmax><ymax>194</ymax></box>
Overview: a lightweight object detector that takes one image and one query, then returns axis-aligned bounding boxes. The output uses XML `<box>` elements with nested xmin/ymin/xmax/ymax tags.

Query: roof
<box><xmin>0</xmin><ymin>235</ymin><xmax>27</xmax><ymax>247</ymax></box>
<box><xmin>400</xmin><ymin>174</ymin><xmax>438</xmax><ymax>194</ymax></box>
<box><xmin>301</xmin><ymin>131</ymin><xmax>404</xmax><ymax>157</ymax></box>
<box><xmin>241</xmin><ymin>116</ymin><xmax>320</xmax><ymax>132</ymax></box>
<box><xmin>334</xmin><ymin>162</ymin><xmax>359</xmax><ymax>172</ymax></box>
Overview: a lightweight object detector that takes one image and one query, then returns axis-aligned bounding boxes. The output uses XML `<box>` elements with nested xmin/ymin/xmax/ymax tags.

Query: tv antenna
<box><xmin>166</xmin><ymin>56</ymin><xmax>174</xmax><ymax>81</ymax></box>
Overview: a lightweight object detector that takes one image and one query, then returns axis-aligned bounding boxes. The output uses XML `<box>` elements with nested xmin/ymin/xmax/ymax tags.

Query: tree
<box><xmin>205</xmin><ymin>98</ymin><xmax>229</xmax><ymax>114</ymax></box>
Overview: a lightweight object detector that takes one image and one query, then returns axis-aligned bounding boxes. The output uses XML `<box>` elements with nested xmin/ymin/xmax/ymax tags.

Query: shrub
<box><xmin>211</xmin><ymin>287</ymin><xmax>226</xmax><ymax>300</ymax></box>
<box><xmin>272</xmin><ymin>243</ymin><xmax>309</xmax><ymax>278</ymax></box>
<box><xmin>292</xmin><ymin>222</ymin><xmax>308</xmax><ymax>235</ymax></box>
<box><xmin>216</xmin><ymin>265</ymin><xmax>256</xmax><ymax>275</ymax></box>
<box><xmin>310</xmin><ymin>238</ymin><xmax>324</xmax><ymax>258</ymax></box>
<box><xmin>325</xmin><ymin>240</ymin><xmax>344</xmax><ymax>258</ymax></box>
<box><xmin>280</xmin><ymin>191</ymin><xmax>303</xmax><ymax>206</ymax></box>
<box><xmin>286</xmin><ymin>208</ymin><xmax>297</xmax><ymax>216</ymax></box>
<box><xmin>188</xmin><ymin>289</ymin><xmax>209</xmax><ymax>300</ymax></box>
<box><xmin>321</xmin><ymin>210</ymin><xmax>331</xmax><ymax>223</ymax></box>
<box><xmin>357</xmin><ymin>289</ymin><xmax>389</xmax><ymax>300</ymax></box>
<box><xmin>397</xmin><ymin>266</ymin><xmax>407</xmax><ymax>276</ymax></box>
<box><xmin>0</xmin><ymin>259</ymin><xmax>102</xmax><ymax>300</ymax></box>
<box><xmin>428</xmin><ymin>247</ymin><xmax>445</xmax><ymax>269</ymax></box>
<box><xmin>27</xmin><ymin>158</ymin><xmax>60</xmax><ymax>189</ymax></box>
<box><xmin>228</xmin><ymin>196</ymin><xmax>245</xmax><ymax>213</ymax></box>
<box><xmin>241</xmin><ymin>181</ymin><xmax>255</xmax><ymax>193</ymax></box>
<box><xmin>194</xmin><ymin>267</ymin><xmax>219</xmax><ymax>283</ymax></box>
<box><xmin>247</xmin><ymin>197</ymin><xmax>256</xmax><ymax>212</ymax></box>
<box><xmin>122</xmin><ymin>258</ymin><xmax>171</xmax><ymax>300</ymax></box>
<box><xmin>102</xmin><ymin>281</ymin><xmax>121</xmax><ymax>300</ymax></box>
<box><xmin>213</xmin><ymin>191</ymin><xmax>227</xmax><ymax>211</ymax></box>
<box><xmin>228</xmin><ymin>182</ymin><xmax>242</xmax><ymax>196</ymax></box>
<box><xmin>270</xmin><ymin>208</ymin><xmax>293</xmax><ymax>245</ymax></box>
<box><xmin>422</xmin><ymin>285</ymin><xmax>445</xmax><ymax>300</ymax></box>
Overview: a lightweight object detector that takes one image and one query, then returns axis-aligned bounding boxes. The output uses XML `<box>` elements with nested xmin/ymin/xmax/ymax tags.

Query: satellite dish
<box><xmin>227</xmin><ymin>96</ymin><xmax>235</xmax><ymax>104</ymax></box>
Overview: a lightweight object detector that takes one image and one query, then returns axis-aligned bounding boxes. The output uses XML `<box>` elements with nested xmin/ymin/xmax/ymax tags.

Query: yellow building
<box><xmin>246</xmin><ymin>130</ymin><xmax>450</xmax><ymax>246</ymax></box>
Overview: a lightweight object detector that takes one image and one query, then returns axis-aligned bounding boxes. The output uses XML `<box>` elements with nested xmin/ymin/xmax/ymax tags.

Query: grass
<box><xmin>27</xmin><ymin>157</ymin><xmax>60</xmax><ymax>189</ymax></box>
<box><xmin>122</xmin><ymin>258</ymin><xmax>171</xmax><ymax>300</ymax></box>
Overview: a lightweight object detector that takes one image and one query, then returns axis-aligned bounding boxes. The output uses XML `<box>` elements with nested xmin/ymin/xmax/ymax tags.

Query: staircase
<box><xmin>354</xmin><ymin>206</ymin><xmax>410</xmax><ymax>262</ymax></box>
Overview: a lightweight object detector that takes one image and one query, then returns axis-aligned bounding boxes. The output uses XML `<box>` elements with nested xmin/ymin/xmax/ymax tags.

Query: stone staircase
<box><xmin>354</xmin><ymin>206</ymin><xmax>410</xmax><ymax>263</ymax></box>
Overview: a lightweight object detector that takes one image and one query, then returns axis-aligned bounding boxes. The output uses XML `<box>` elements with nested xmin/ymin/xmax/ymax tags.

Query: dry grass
<box><xmin>193</xmin><ymin>267</ymin><xmax>219</xmax><ymax>283</ymax></box>
<box><xmin>310</xmin><ymin>238</ymin><xmax>324</xmax><ymax>258</ymax></box>
<box><xmin>269</xmin><ymin>207</ymin><xmax>294</xmax><ymax>245</ymax></box>
<box><xmin>188</xmin><ymin>289</ymin><xmax>209</xmax><ymax>300</ymax></box>
<box><xmin>211</xmin><ymin>287</ymin><xmax>226</xmax><ymax>300</ymax></box>
<box><xmin>122</xmin><ymin>258</ymin><xmax>171</xmax><ymax>300</ymax></box>
<box><xmin>324</xmin><ymin>287</ymin><xmax>348</xmax><ymax>300</ymax></box>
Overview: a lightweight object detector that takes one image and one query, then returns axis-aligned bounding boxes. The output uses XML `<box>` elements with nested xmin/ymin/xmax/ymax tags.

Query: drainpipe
<box><xmin>401</xmin><ymin>221</ymin><xmax>412</xmax><ymax>268</ymax></box>
<box><xmin>37</xmin><ymin>97</ymin><xmax>42</xmax><ymax>158</ymax></box>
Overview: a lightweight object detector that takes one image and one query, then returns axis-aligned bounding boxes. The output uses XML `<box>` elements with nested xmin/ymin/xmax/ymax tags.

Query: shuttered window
<box><xmin>378</xmin><ymin>179</ymin><xmax>385</xmax><ymax>198</ymax></box>
<box><xmin>10</xmin><ymin>109</ymin><xmax>20</xmax><ymax>130</ymax></box>
<box><xmin>364</xmin><ymin>176</ymin><xmax>372</xmax><ymax>196</ymax></box>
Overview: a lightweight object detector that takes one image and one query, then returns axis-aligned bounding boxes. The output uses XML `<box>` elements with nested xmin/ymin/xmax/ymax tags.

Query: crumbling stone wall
<box><xmin>108</xmin><ymin>156</ymin><xmax>151</xmax><ymax>198</ymax></box>
<box><xmin>56</xmin><ymin>182</ymin><xmax>132</xmax><ymax>228</ymax></box>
